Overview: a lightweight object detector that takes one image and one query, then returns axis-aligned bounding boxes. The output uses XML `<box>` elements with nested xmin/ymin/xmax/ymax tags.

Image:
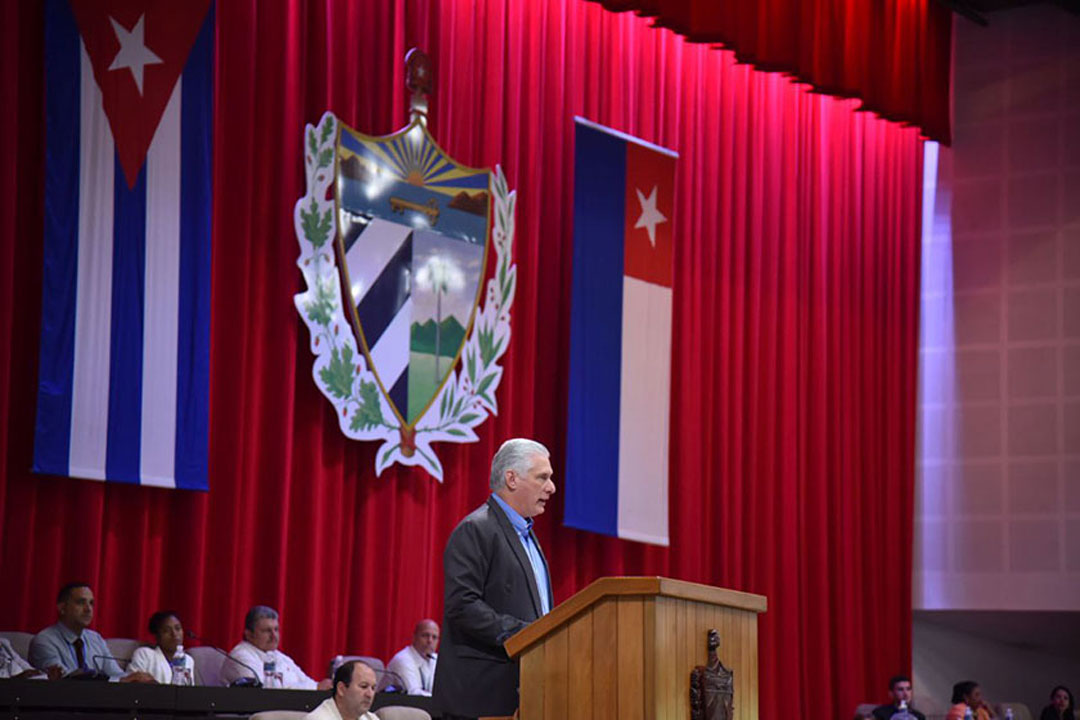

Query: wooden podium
<box><xmin>503</xmin><ymin>576</ymin><xmax>767</xmax><ymax>720</ymax></box>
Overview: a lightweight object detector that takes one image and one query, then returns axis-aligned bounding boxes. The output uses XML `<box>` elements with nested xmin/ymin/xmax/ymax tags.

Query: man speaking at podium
<box><xmin>434</xmin><ymin>438</ymin><xmax>556</xmax><ymax>720</ymax></box>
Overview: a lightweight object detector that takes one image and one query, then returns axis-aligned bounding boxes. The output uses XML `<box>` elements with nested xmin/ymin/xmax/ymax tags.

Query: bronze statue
<box><xmin>690</xmin><ymin>629</ymin><xmax>734</xmax><ymax>720</ymax></box>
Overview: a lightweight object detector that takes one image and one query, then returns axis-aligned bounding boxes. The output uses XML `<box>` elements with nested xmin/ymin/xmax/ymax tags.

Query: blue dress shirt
<box><xmin>28</xmin><ymin>623</ymin><xmax>123</xmax><ymax>677</ymax></box>
<box><xmin>491</xmin><ymin>493</ymin><xmax>552</xmax><ymax>614</ymax></box>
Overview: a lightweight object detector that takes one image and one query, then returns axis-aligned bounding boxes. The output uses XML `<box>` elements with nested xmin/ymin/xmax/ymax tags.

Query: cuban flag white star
<box><xmin>107</xmin><ymin>14</ymin><xmax>162</xmax><ymax>95</ymax></box>
<box><xmin>634</xmin><ymin>185</ymin><xmax>667</xmax><ymax>247</ymax></box>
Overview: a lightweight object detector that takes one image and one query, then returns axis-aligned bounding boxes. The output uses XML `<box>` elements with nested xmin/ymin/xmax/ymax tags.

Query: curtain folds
<box><xmin>1</xmin><ymin>2</ymin><xmax>922</xmax><ymax>718</ymax></box>
<box><xmin>592</xmin><ymin>0</ymin><xmax>953</xmax><ymax>144</ymax></box>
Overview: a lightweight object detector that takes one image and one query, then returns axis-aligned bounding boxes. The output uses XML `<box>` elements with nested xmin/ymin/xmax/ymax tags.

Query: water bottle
<box><xmin>263</xmin><ymin>660</ymin><xmax>277</xmax><ymax>688</ymax></box>
<box><xmin>170</xmin><ymin>645</ymin><xmax>192</xmax><ymax>686</ymax></box>
<box><xmin>1005</xmin><ymin>709</ymin><xmax>1014</xmax><ymax>720</ymax></box>
<box><xmin>965</xmin><ymin>706</ymin><xmax>974</xmax><ymax>720</ymax></box>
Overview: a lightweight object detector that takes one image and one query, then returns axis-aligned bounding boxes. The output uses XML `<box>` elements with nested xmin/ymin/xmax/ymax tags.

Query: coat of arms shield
<box><xmin>294</xmin><ymin>85</ymin><xmax>516</xmax><ymax>480</ymax></box>
<box><xmin>335</xmin><ymin>119</ymin><xmax>490</xmax><ymax>428</ymax></box>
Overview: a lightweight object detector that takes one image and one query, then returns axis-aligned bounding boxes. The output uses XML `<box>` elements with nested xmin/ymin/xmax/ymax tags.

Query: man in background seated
<box><xmin>0</xmin><ymin>636</ymin><xmax>44</xmax><ymax>679</ymax></box>
<box><xmin>873</xmin><ymin>675</ymin><xmax>927</xmax><ymax>720</ymax></box>
<box><xmin>28</xmin><ymin>582</ymin><xmax>153</xmax><ymax>682</ymax></box>
<box><xmin>223</xmin><ymin>605</ymin><xmax>331</xmax><ymax>689</ymax></box>
<box><xmin>304</xmin><ymin>659</ymin><xmax>379</xmax><ymax>720</ymax></box>
<box><xmin>386</xmin><ymin>619</ymin><xmax>439</xmax><ymax>696</ymax></box>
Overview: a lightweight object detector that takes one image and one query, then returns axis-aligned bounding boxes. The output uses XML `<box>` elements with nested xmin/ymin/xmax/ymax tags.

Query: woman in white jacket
<box><xmin>128</xmin><ymin>611</ymin><xmax>195</xmax><ymax>685</ymax></box>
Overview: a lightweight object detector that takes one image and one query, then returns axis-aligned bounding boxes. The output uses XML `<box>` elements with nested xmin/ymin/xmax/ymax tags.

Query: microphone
<box><xmin>377</xmin><ymin>668</ymin><xmax>408</xmax><ymax>694</ymax></box>
<box><xmin>184</xmin><ymin>630</ymin><xmax>263</xmax><ymax>688</ymax></box>
<box><xmin>68</xmin><ymin>654</ymin><xmax>127</xmax><ymax>681</ymax></box>
<box><xmin>63</xmin><ymin>658</ymin><xmax>111</xmax><ymax>682</ymax></box>
<box><xmin>92</xmin><ymin>654</ymin><xmax>130</xmax><ymax>669</ymax></box>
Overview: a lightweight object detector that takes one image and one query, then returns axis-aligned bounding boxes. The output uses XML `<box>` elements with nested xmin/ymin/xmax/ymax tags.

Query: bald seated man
<box><xmin>386</xmin><ymin>619</ymin><xmax>439</xmax><ymax>695</ymax></box>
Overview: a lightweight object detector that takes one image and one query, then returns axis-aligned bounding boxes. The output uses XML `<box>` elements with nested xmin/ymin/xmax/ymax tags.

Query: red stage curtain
<box><xmin>0</xmin><ymin>1</ymin><xmax>922</xmax><ymax>718</ymax></box>
<box><xmin>593</xmin><ymin>0</ymin><xmax>953</xmax><ymax>144</ymax></box>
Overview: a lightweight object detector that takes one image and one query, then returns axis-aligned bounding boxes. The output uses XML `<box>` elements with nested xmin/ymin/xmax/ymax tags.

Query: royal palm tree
<box><xmin>416</xmin><ymin>254</ymin><xmax>465</xmax><ymax>380</ymax></box>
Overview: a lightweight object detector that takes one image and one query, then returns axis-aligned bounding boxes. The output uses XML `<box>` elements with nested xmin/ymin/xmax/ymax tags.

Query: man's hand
<box><xmin>120</xmin><ymin>671</ymin><xmax>156</xmax><ymax>684</ymax></box>
<box><xmin>14</xmin><ymin>668</ymin><xmax>44</xmax><ymax>679</ymax></box>
<box><xmin>46</xmin><ymin>665</ymin><xmax>64</xmax><ymax>681</ymax></box>
<box><xmin>317</xmin><ymin>678</ymin><xmax>333</xmax><ymax>691</ymax></box>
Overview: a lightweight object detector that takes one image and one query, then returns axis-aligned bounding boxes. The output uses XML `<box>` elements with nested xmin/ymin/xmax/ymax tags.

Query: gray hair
<box><xmin>244</xmin><ymin>605</ymin><xmax>279</xmax><ymax>632</ymax></box>
<box><xmin>489</xmin><ymin>438</ymin><xmax>549</xmax><ymax>491</ymax></box>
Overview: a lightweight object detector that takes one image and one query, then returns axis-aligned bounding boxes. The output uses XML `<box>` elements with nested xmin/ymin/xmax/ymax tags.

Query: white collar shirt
<box><xmin>0</xmin><ymin>637</ymin><xmax>34</xmax><ymax>678</ymax></box>
<box><xmin>386</xmin><ymin>644</ymin><xmax>437</xmax><ymax>696</ymax></box>
<box><xmin>128</xmin><ymin>645</ymin><xmax>195</xmax><ymax>685</ymax></box>
<box><xmin>302</xmin><ymin>697</ymin><xmax>379</xmax><ymax>720</ymax></box>
<box><xmin>224</xmin><ymin>640</ymin><xmax>316</xmax><ymax>689</ymax></box>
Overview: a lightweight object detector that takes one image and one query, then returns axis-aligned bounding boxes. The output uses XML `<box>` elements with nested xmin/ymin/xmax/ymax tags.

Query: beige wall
<box><xmin>915</xmin><ymin>4</ymin><xmax>1080</xmax><ymax>610</ymax></box>
<box><xmin>912</xmin><ymin>612</ymin><xmax>1080</xmax><ymax>718</ymax></box>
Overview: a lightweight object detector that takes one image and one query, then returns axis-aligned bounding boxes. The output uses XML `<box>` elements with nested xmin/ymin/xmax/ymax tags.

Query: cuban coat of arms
<box><xmin>293</xmin><ymin>52</ymin><xmax>516</xmax><ymax>480</ymax></box>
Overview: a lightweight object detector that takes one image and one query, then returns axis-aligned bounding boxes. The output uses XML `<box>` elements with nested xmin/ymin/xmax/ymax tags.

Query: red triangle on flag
<box><xmin>69</xmin><ymin>0</ymin><xmax>212</xmax><ymax>188</ymax></box>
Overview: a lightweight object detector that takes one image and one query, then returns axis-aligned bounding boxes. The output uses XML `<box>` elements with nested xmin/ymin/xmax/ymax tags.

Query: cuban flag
<box><xmin>564</xmin><ymin>118</ymin><xmax>676</xmax><ymax>546</ymax></box>
<box><xmin>33</xmin><ymin>0</ymin><xmax>213</xmax><ymax>490</ymax></box>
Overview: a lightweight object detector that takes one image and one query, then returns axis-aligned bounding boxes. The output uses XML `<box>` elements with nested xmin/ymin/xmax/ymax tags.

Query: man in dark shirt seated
<box><xmin>873</xmin><ymin>675</ymin><xmax>927</xmax><ymax>720</ymax></box>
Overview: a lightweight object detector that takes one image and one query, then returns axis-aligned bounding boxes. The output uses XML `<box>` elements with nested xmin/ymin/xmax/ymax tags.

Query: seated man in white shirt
<box><xmin>303</xmin><ymin>659</ymin><xmax>379</xmax><ymax>720</ymax></box>
<box><xmin>386</xmin><ymin>619</ymin><xmax>439</xmax><ymax>696</ymax></box>
<box><xmin>221</xmin><ymin>605</ymin><xmax>331</xmax><ymax>689</ymax></box>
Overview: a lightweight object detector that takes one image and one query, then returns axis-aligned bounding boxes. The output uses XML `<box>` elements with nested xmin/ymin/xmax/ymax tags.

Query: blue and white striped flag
<box><xmin>564</xmin><ymin>119</ymin><xmax>677</xmax><ymax>546</ymax></box>
<box><xmin>33</xmin><ymin>0</ymin><xmax>213</xmax><ymax>490</ymax></box>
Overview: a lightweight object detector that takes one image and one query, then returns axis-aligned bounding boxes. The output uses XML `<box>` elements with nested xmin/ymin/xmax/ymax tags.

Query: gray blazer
<box><xmin>433</xmin><ymin>496</ymin><xmax>551</xmax><ymax>718</ymax></box>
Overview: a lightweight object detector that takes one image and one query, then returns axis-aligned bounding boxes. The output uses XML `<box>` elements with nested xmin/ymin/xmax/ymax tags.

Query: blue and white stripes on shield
<box><xmin>33</xmin><ymin>0</ymin><xmax>213</xmax><ymax>490</ymax></box>
<box><xmin>343</xmin><ymin>217</ymin><xmax>413</xmax><ymax>415</ymax></box>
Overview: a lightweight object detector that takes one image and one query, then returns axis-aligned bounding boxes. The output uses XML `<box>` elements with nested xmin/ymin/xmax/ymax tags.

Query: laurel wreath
<box><xmin>293</xmin><ymin>112</ymin><xmax>516</xmax><ymax>481</ymax></box>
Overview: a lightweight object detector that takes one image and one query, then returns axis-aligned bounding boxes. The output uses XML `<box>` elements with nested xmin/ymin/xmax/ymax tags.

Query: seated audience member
<box><xmin>222</xmin><ymin>605</ymin><xmax>331</xmax><ymax>689</ymax></box>
<box><xmin>128</xmin><ymin>611</ymin><xmax>195</xmax><ymax>685</ymax></box>
<box><xmin>304</xmin><ymin>659</ymin><xmax>379</xmax><ymax>720</ymax></box>
<box><xmin>386</xmin><ymin>619</ymin><xmax>439</xmax><ymax>696</ymax></box>
<box><xmin>947</xmin><ymin>681</ymin><xmax>995</xmax><ymax>720</ymax></box>
<box><xmin>1040</xmin><ymin>686</ymin><xmax>1076</xmax><ymax>720</ymax></box>
<box><xmin>28</xmin><ymin>582</ymin><xmax>153</xmax><ymax>682</ymax></box>
<box><xmin>873</xmin><ymin>675</ymin><xmax>927</xmax><ymax>720</ymax></box>
<box><xmin>0</xmin><ymin>636</ymin><xmax>43</xmax><ymax>679</ymax></box>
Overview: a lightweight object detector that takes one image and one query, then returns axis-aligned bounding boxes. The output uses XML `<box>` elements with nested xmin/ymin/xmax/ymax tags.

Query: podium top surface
<box><xmin>504</xmin><ymin>576</ymin><xmax>767</xmax><ymax>658</ymax></box>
